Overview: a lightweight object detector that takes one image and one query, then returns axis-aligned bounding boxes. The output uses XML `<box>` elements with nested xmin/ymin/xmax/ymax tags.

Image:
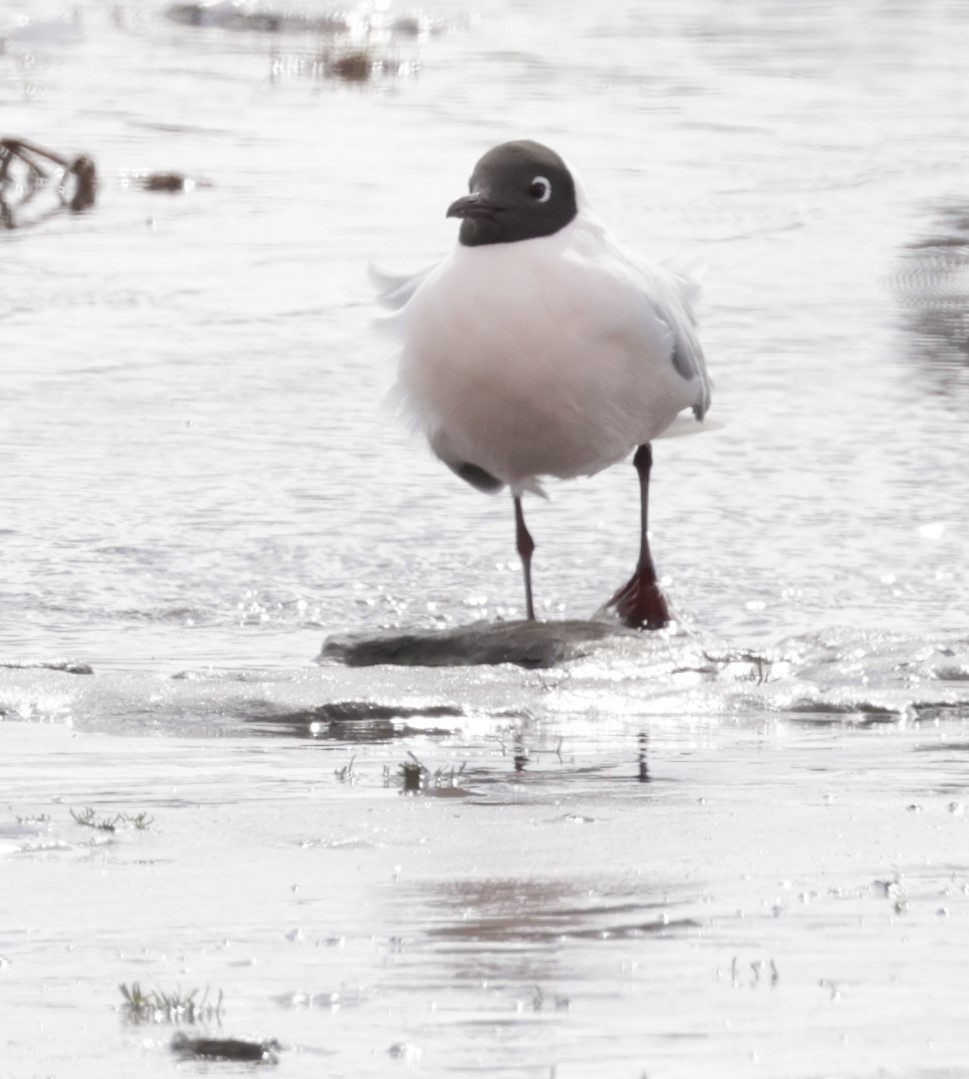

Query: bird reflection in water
<box><xmin>895</xmin><ymin>202</ymin><xmax>969</xmax><ymax>394</ymax></box>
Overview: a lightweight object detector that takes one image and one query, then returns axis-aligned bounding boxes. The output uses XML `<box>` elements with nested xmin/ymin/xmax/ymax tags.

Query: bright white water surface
<box><xmin>1</xmin><ymin>0</ymin><xmax>968</xmax><ymax>1075</ymax></box>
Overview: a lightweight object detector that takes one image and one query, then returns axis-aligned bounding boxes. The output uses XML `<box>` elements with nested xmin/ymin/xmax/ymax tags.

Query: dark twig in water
<box><xmin>397</xmin><ymin>752</ymin><xmax>468</xmax><ymax>793</ymax></box>
<box><xmin>1</xmin><ymin>137</ymin><xmax>209</xmax><ymax>229</ymax></box>
<box><xmin>637</xmin><ymin>730</ymin><xmax>650</xmax><ymax>783</ymax></box>
<box><xmin>334</xmin><ymin>754</ymin><xmax>356</xmax><ymax>783</ymax></box>
<box><xmin>401</xmin><ymin>751</ymin><xmax>427</xmax><ymax>792</ymax></box>
<box><xmin>513</xmin><ymin>731</ymin><xmax>529</xmax><ymax>773</ymax></box>
<box><xmin>0</xmin><ymin>137</ymin><xmax>97</xmax><ymax>227</ymax></box>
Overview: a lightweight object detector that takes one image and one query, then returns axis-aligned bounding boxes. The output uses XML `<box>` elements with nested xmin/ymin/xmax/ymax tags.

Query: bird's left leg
<box><xmin>606</xmin><ymin>443</ymin><xmax>671</xmax><ymax>630</ymax></box>
<box><xmin>513</xmin><ymin>495</ymin><xmax>536</xmax><ymax>621</ymax></box>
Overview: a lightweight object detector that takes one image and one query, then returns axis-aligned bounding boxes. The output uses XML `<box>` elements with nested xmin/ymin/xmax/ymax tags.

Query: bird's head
<box><xmin>446</xmin><ymin>140</ymin><xmax>578</xmax><ymax>247</ymax></box>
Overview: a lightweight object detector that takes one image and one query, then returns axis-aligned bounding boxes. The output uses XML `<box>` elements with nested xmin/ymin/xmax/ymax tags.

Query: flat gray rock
<box><xmin>318</xmin><ymin>619</ymin><xmax>634</xmax><ymax>669</ymax></box>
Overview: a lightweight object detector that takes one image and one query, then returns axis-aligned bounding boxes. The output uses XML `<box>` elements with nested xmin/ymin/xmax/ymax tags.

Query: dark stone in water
<box><xmin>138</xmin><ymin>171</ymin><xmax>212</xmax><ymax>192</ymax></box>
<box><xmin>171</xmin><ymin>1033</ymin><xmax>281</xmax><ymax>1063</ymax></box>
<box><xmin>326</xmin><ymin>49</ymin><xmax>373</xmax><ymax>82</ymax></box>
<box><xmin>319</xmin><ymin>619</ymin><xmax>631</xmax><ymax>669</ymax></box>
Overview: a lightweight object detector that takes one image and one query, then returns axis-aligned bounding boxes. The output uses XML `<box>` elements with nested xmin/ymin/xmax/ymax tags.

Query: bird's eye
<box><xmin>527</xmin><ymin>176</ymin><xmax>552</xmax><ymax>203</ymax></box>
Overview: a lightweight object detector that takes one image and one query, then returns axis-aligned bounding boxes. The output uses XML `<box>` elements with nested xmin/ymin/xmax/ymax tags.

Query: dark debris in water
<box><xmin>171</xmin><ymin>1032</ymin><xmax>281</xmax><ymax>1064</ymax></box>
<box><xmin>267</xmin><ymin>42</ymin><xmax>420</xmax><ymax>84</ymax></box>
<box><xmin>1</xmin><ymin>135</ymin><xmax>210</xmax><ymax>230</ymax></box>
<box><xmin>320</xmin><ymin>619</ymin><xmax>632</xmax><ymax>669</ymax></box>
<box><xmin>1</xmin><ymin>136</ymin><xmax>96</xmax><ymax>229</ymax></box>
<box><xmin>134</xmin><ymin>171</ymin><xmax>213</xmax><ymax>193</ymax></box>
<box><xmin>395</xmin><ymin>750</ymin><xmax>471</xmax><ymax>796</ymax></box>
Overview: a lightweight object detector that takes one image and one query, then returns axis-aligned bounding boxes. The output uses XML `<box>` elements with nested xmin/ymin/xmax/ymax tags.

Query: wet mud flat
<box><xmin>3</xmin><ymin>626</ymin><xmax>969</xmax><ymax>1077</ymax></box>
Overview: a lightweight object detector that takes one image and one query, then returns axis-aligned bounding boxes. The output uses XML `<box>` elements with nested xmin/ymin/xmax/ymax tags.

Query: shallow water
<box><xmin>2</xmin><ymin>0</ymin><xmax>969</xmax><ymax>1075</ymax></box>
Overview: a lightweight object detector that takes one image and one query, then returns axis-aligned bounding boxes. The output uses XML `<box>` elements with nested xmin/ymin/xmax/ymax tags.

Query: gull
<box><xmin>374</xmin><ymin>140</ymin><xmax>711</xmax><ymax>629</ymax></box>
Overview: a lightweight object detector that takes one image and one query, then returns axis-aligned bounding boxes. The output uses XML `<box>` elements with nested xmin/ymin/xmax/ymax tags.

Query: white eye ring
<box><xmin>528</xmin><ymin>176</ymin><xmax>552</xmax><ymax>203</ymax></box>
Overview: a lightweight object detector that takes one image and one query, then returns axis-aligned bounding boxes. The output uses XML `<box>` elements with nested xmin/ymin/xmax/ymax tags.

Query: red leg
<box><xmin>513</xmin><ymin>495</ymin><xmax>536</xmax><ymax>620</ymax></box>
<box><xmin>607</xmin><ymin>444</ymin><xmax>671</xmax><ymax>630</ymax></box>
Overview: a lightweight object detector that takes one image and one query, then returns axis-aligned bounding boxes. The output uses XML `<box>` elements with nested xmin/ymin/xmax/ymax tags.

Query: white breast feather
<box><xmin>385</xmin><ymin>214</ymin><xmax>708</xmax><ymax>493</ymax></box>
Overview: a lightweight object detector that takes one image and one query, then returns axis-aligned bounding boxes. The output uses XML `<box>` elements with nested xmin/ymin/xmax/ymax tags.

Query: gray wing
<box><xmin>650</xmin><ymin>260</ymin><xmax>712</xmax><ymax>421</ymax></box>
